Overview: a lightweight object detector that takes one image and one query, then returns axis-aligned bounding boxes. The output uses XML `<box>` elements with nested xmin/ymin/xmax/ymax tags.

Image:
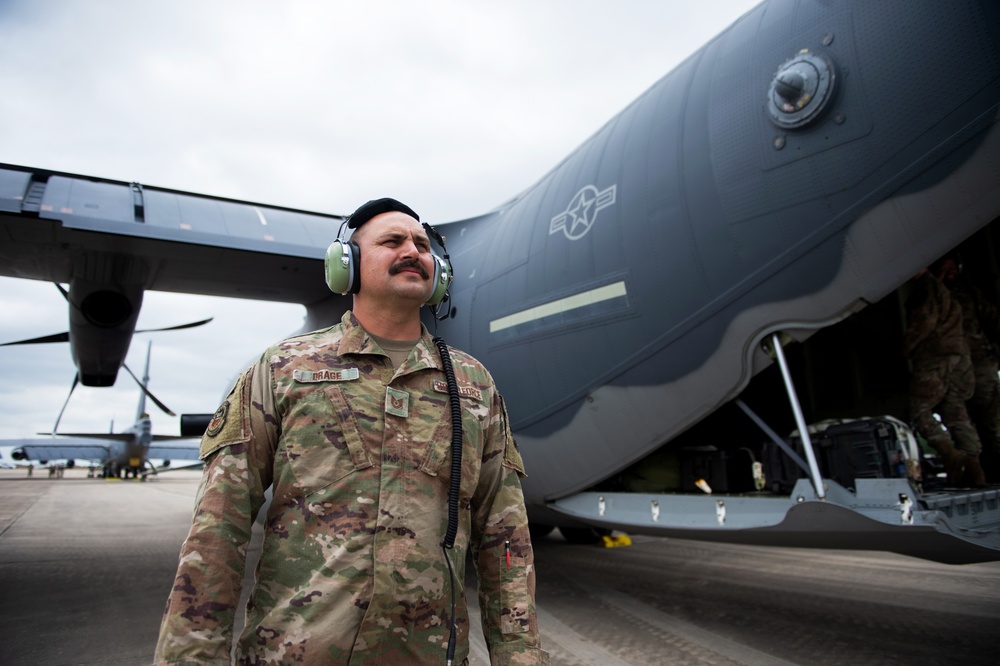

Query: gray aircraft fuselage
<box><xmin>417</xmin><ymin>0</ymin><xmax>1000</xmax><ymax>506</ymax></box>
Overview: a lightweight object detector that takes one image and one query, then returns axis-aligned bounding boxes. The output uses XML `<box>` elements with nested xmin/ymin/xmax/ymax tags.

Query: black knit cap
<box><xmin>346</xmin><ymin>197</ymin><xmax>420</xmax><ymax>229</ymax></box>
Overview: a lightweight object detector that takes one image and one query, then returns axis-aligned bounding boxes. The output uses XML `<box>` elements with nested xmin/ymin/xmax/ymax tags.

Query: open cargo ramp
<box><xmin>550</xmin><ymin>478</ymin><xmax>1000</xmax><ymax>565</ymax></box>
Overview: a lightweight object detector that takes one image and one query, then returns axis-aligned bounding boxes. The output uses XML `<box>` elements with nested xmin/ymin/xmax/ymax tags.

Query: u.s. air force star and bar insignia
<box><xmin>206</xmin><ymin>401</ymin><xmax>229</xmax><ymax>437</ymax></box>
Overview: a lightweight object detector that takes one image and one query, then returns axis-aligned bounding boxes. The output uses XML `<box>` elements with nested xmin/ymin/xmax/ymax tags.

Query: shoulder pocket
<box><xmin>498</xmin><ymin>395</ymin><xmax>526</xmax><ymax>477</ymax></box>
<box><xmin>503</xmin><ymin>440</ymin><xmax>527</xmax><ymax>477</ymax></box>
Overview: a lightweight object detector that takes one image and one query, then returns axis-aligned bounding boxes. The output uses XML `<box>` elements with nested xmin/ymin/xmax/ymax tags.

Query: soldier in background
<box><xmin>155</xmin><ymin>198</ymin><xmax>547</xmax><ymax>665</ymax></box>
<box><xmin>902</xmin><ymin>264</ymin><xmax>985</xmax><ymax>487</ymax></box>
<box><xmin>937</xmin><ymin>253</ymin><xmax>1000</xmax><ymax>484</ymax></box>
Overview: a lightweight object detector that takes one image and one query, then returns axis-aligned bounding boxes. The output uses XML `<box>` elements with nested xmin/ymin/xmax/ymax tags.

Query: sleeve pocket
<box><xmin>500</xmin><ymin>555</ymin><xmax>533</xmax><ymax>635</ymax></box>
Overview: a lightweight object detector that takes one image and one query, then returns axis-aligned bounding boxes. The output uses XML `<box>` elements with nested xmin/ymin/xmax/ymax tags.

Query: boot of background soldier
<box><xmin>979</xmin><ymin>448</ymin><xmax>1000</xmax><ymax>484</ymax></box>
<box><xmin>928</xmin><ymin>436</ymin><xmax>967</xmax><ymax>486</ymax></box>
<box><xmin>961</xmin><ymin>455</ymin><xmax>987</xmax><ymax>488</ymax></box>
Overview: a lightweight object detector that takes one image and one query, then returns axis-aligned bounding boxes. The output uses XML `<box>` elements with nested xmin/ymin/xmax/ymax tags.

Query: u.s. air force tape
<box><xmin>432</xmin><ymin>380</ymin><xmax>482</xmax><ymax>402</ymax></box>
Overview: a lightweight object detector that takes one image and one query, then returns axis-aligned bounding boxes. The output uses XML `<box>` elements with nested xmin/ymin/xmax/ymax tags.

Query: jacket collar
<box><xmin>337</xmin><ymin>310</ymin><xmax>443</xmax><ymax>372</ymax></box>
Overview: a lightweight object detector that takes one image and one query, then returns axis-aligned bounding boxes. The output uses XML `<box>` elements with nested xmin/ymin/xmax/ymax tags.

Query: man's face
<box><xmin>353</xmin><ymin>212</ymin><xmax>434</xmax><ymax>304</ymax></box>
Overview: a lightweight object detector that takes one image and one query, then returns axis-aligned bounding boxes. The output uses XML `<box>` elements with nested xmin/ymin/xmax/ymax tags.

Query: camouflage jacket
<box><xmin>155</xmin><ymin>311</ymin><xmax>548</xmax><ymax>665</ymax></box>
<box><xmin>950</xmin><ymin>279</ymin><xmax>1000</xmax><ymax>365</ymax></box>
<box><xmin>902</xmin><ymin>273</ymin><xmax>969</xmax><ymax>360</ymax></box>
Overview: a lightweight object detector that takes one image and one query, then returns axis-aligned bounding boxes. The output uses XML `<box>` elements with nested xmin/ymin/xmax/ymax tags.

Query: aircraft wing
<box><xmin>146</xmin><ymin>442</ymin><xmax>201</xmax><ymax>460</ymax></box>
<box><xmin>0</xmin><ymin>164</ymin><xmax>339</xmax><ymax>305</ymax></box>
<box><xmin>34</xmin><ymin>432</ymin><xmax>133</xmax><ymax>441</ymax></box>
<box><xmin>1</xmin><ymin>438</ymin><xmax>115</xmax><ymax>462</ymax></box>
<box><xmin>1</xmin><ymin>437</ymin><xmax>200</xmax><ymax>463</ymax></box>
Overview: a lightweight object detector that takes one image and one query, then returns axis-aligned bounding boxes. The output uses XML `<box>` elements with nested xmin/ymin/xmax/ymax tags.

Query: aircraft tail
<box><xmin>135</xmin><ymin>341</ymin><xmax>151</xmax><ymax>422</ymax></box>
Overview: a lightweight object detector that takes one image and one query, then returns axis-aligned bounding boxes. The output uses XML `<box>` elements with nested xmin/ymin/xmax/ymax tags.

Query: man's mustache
<box><xmin>389</xmin><ymin>259</ymin><xmax>429</xmax><ymax>279</ymax></box>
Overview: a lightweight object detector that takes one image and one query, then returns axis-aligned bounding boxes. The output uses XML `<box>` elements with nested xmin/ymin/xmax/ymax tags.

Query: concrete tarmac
<box><xmin>2</xmin><ymin>468</ymin><xmax>999</xmax><ymax>665</ymax></box>
<box><xmin>0</xmin><ymin>468</ymin><xmax>200</xmax><ymax>665</ymax></box>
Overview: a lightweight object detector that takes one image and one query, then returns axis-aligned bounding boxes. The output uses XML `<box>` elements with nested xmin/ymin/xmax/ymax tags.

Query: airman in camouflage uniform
<box><xmin>903</xmin><ymin>267</ymin><xmax>984</xmax><ymax>486</ymax></box>
<box><xmin>938</xmin><ymin>254</ymin><xmax>1000</xmax><ymax>483</ymax></box>
<box><xmin>154</xmin><ymin>199</ymin><xmax>548</xmax><ymax>665</ymax></box>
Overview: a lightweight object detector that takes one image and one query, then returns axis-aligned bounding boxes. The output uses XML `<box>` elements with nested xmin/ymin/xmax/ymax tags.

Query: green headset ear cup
<box><xmin>325</xmin><ymin>240</ymin><xmax>361</xmax><ymax>294</ymax></box>
<box><xmin>425</xmin><ymin>254</ymin><xmax>451</xmax><ymax>306</ymax></box>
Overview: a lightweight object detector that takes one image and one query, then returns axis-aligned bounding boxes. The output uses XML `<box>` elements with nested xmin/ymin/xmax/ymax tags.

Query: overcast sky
<box><xmin>0</xmin><ymin>0</ymin><xmax>760</xmax><ymax>448</ymax></box>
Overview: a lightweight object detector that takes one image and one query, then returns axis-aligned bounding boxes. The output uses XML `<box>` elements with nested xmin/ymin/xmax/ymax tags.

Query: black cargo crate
<box><xmin>761</xmin><ymin>439</ymin><xmax>808</xmax><ymax>494</ymax></box>
<box><xmin>772</xmin><ymin>418</ymin><xmax>911</xmax><ymax>493</ymax></box>
<box><xmin>818</xmin><ymin>419</ymin><xmax>909</xmax><ymax>486</ymax></box>
<box><xmin>680</xmin><ymin>448</ymin><xmax>757</xmax><ymax>494</ymax></box>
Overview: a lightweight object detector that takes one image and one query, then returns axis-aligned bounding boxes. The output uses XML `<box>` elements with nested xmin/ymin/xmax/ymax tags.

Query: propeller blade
<box><xmin>136</xmin><ymin>317</ymin><xmax>213</xmax><ymax>333</ymax></box>
<box><xmin>122</xmin><ymin>363</ymin><xmax>176</xmax><ymax>417</ymax></box>
<box><xmin>0</xmin><ymin>283</ymin><xmax>73</xmax><ymax>345</ymax></box>
<box><xmin>0</xmin><ymin>331</ymin><xmax>70</xmax><ymax>346</ymax></box>
<box><xmin>52</xmin><ymin>373</ymin><xmax>79</xmax><ymax>435</ymax></box>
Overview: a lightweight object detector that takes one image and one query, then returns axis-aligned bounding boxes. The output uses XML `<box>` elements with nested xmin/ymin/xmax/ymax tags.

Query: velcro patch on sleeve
<box><xmin>199</xmin><ymin>370</ymin><xmax>252</xmax><ymax>459</ymax></box>
<box><xmin>503</xmin><ymin>439</ymin><xmax>527</xmax><ymax>477</ymax></box>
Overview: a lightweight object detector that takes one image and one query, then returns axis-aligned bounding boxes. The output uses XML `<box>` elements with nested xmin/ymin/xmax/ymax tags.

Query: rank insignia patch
<box><xmin>385</xmin><ymin>387</ymin><xmax>409</xmax><ymax>418</ymax></box>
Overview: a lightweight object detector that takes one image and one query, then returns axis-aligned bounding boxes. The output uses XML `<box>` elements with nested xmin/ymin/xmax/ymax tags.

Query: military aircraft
<box><xmin>1</xmin><ymin>0</ymin><xmax>999</xmax><ymax>563</ymax></box>
<box><xmin>1</xmin><ymin>342</ymin><xmax>201</xmax><ymax>477</ymax></box>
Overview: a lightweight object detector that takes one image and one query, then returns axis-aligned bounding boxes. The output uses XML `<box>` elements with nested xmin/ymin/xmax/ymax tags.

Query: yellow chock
<box><xmin>600</xmin><ymin>533</ymin><xmax>633</xmax><ymax>548</ymax></box>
